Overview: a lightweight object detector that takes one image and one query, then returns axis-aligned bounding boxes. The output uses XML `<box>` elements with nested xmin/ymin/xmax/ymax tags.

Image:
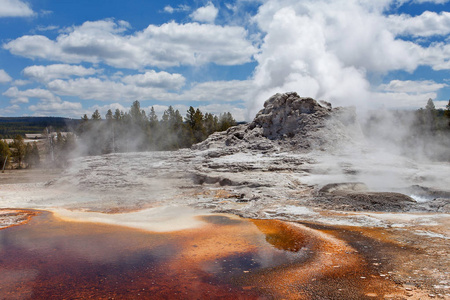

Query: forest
<box><xmin>76</xmin><ymin>101</ymin><xmax>237</xmax><ymax>155</ymax></box>
<box><xmin>1</xmin><ymin>101</ymin><xmax>237</xmax><ymax>169</ymax></box>
<box><xmin>0</xmin><ymin>117</ymin><xmax>79</xmax><ymax>138</ymax></box>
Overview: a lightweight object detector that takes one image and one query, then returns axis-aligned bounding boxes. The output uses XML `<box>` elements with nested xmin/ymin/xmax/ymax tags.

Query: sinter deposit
<box><xmin>194</xmin><ymin>92</ymin><xmax>363</xmax><ymax>154</ymax></box>
<box><xmin>1</xmin><ymin>92</ymin><xmax>449</xmax><ymax>298</ymax></box>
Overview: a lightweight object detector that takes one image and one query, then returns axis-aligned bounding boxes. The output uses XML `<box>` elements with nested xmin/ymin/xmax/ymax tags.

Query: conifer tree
<box><xmin>11</xmin><ymin>135</ymin><xmax>26</xmax><ymax>168</ymax></box>
<box><xmin>105</xmin><ymin>109</ymin><xmax>113</xmax><ymax>120</ymax></box>
<box><xmin>91</xmin><ymin>109</ymin><xmax>101</xmax><ymax>120</ymax></box>
<box><xmin>0</xmin><ymin>140</ymin><xmax>10</xmax><ymax>170</ymax></box>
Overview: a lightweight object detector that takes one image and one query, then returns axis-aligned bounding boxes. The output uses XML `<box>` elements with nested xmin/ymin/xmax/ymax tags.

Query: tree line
<box><xmin>76</xmin><ymin>101</ymin><xmax>236</xmax><ymax>155</ymax></box>
<box><xmin>365</xmin><ymin>98</ymin><xmax>450</xmax><ymax>161</ymax></box>
<box><xmin>0</xmin><ymin>101</ymin><xmax>237</xmax><ymax>169</ymax></box>
<box><xmin>0</xmin><ymin>117</ymin><xmax>77</xmax><ymax>138</ymax></box>
<box><xmin>0</xmin><ymin>136</ymin><xmax>40</xmax><ymax>171</ymax></box>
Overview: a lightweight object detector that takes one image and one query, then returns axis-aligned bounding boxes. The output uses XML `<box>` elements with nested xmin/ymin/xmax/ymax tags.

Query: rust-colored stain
<box><xmin>0</xmin><ymin>211</ymin><xmax>401</xmax><ymax>299</ymax></box>
<box><xmin>0</xmin><ymin>209</ymin><xmax>39</xmax><ymax>230</ymax></box>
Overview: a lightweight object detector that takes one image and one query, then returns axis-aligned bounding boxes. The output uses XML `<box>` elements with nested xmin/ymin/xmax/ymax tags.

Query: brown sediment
<box><xmin>0</xmin><ymin>211</ymin><xmax>413</xmax><ymax>299</ymax></box>
<box><xmin>0</xmin><ymin>209</ymin><xmax>39</xmax><ymax>230</ymax></box>
<box><xmin>242</xmin><ymin>220</ymin><xmax>402</xmax><ymax>299</ymax></box>
<box><xmin>300</xmin><ymin>221</ymin><xmax>450</xmax><ymax>299</ymax></box>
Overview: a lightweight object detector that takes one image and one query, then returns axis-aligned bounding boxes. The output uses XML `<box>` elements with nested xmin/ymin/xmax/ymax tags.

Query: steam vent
<box><xmin>194</xmin><ymin>92</ymin><xmax>364</xmax><ymax>153</ymax></box>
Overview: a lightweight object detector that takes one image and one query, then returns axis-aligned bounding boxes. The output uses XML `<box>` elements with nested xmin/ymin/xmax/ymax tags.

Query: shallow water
<box><xmin>0</xmin><ymin>210</ymin><xmax>397</xmax><ymax>299</ymax></box>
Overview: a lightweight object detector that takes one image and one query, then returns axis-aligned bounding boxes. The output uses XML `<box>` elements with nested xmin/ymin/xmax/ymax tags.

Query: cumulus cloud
<box><xmin>181</xmin><ymin>80</ymin><xmax>254</xmax><ymax>102</ymax></box>
<box><xmin>420</xmin><ymin>42</ymin><xmax>450</xmax><ymax>70</ymax></box>
<box><xmin>28</xmin><ymin>100</ymin><xmax>82</xmax><ymax>116</ymax></box>
<box><xmin>0</xmin><ymin>69</ymin><xmax>12</xmax><ymax>83</ymax></box>
<box><xmin>190</xmin><ymin>2</ymin><xmax>219</xmax><ymax>23</ymax></box>
<box><xmin>247</xmin><ymin>0</ymin><xmax>450</xmax><ymax>117</ymax></box>
<box><xmin>3</xmin><ymin>86</ymin><xmax>61</xmax><ymax>104</ymax></box>
<box><xmin>4</xmin><ymin>19</ymin><xmax>256</xmax><ymax>69</ymax></box>
<box><xmin>47</xmin><ymin>77</ymin><xmax>143</xmax><ymax>101</ymax></box>
<box><xmin>23</xmin><ymin>64</ymin><xmax>100</xmax><ymax>82</ymax></box>
<box><xmin>387</xmin><ymin>11</ymin><xmax>450</xmax><ymax>37</ymax></box>
<box><xmin>122</xmin><ymin>71</ymin><xmax>186</xmax><ymax>90</ymax></box>
<box><xmin>0</xmin><ymin>0</ymin><xmax>34</xmax><ymax>17</ymax></box>
<box><xmin>45</xmin><ymin>76</ymin><xmax>252</xmax><ymax>104</ymax></box>
<box><xmin>2</xmin><ymin>86</ymin><xmax>83</xmax><ymax>116</ymax></box>
<box><xmin>373</xmin><ymin>79</ymin><xmax>446</xmax><ymax>108</ymax></box>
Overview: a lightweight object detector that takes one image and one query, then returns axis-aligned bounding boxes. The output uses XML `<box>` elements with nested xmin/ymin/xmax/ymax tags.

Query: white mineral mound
<box><xmin>194</xmin><ymin>92</ymin><xmax>365</xmax><ymax>154</ymax></box>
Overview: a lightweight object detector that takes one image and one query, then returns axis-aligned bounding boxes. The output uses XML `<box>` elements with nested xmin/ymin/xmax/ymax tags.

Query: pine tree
<box><xmin>24</xmin><ymin>143</ymin><xmax>40</xmax><ymax>168</ymax></box>
<box><xmin>424</xmin><ymin>98</ymin><xmax>436</xmax><ymax>132</ymax></box>
<box><xmin>218</xmin><ymin>112</ymin><xmax>236</xmax><ymax>131</ymax></box>
<box><xmin>91</xmin><ymin>110</ymin><xmax>101</xmax><ymax>120</ymax></box>
<box><xmin>149</xmin><ymin>106</ymin><xmax>158</xmax><ymax>127</ymax></box>
<box><xmin>185</xmin><ymin>106</ymin><xmax>196</xmax><ymax>128</ymax></box>
<box><xmin>11</xmin><ymin>135</ymin><xmax>26</xmax><ymax>168</ymax></box>
<box><xmin>113</xmin><ymin>109</ymin><xmax>122</xmax><ymax>121</ymax></box>
<box><xmin>0</xmin><ymin>140</ymin><xmax>10</xmax><ymax>171</ymax></box>
<box><xmin>192</xmin><ymin>108</ymin><xmax>206</xmax><ymax>143</ymax></box>
<box><xmin>105</xmin><ymin>109</ymin><xmax>113</xmax><ymax>120</ymax></box>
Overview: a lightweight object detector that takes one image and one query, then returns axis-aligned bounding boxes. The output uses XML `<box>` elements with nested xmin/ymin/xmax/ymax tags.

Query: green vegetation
<box><xmin>0</xmin><ymin>139</ymin><xmax>10</xmax><ymax>171</ymax></box>
<box><xmin>0</xmin><ymin>117</ymin><xmax>79</xmax><ymax>138</ymax></box>
<box><xmin>76</xmin><ymin>100</ymin><xmax>237</xmax><ymax>155</ymax></box>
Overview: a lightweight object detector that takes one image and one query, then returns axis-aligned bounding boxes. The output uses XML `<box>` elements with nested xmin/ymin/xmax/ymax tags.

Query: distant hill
<box><xmin>0</xmin><ymin>117</ymin><xmax>80</xmax><ymax>138</ymax></box>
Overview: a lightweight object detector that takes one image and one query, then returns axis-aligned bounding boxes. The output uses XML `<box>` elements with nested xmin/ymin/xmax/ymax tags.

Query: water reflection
<box><xmin>0</xmin><ymin>211</ymin><xmax>397</xmax><ymax>299</ymax></box>
<box><xmin>0</xmin><ymin>211</ymin><xmax>309</xmax><ymax>299</ymax></box>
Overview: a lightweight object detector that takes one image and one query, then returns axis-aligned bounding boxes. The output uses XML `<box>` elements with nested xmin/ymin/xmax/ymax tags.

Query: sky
<box><xmin>0</xmin><ymin>0</ymin><xmax>449</xmax><ymax>121</ymax></box>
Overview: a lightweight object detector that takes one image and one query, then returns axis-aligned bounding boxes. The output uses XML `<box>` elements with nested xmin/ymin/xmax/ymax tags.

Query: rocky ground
<box><xmin>1</xmin><ymin>92</ymin><xmax>449</xmax><ymax>298</ymax></box>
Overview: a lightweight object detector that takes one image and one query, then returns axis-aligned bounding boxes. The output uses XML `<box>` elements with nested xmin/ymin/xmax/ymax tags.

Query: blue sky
<box><xmin>0</xmin><ymin>0</ymin><xmax>449</xmax><ymax>121</ymax></box>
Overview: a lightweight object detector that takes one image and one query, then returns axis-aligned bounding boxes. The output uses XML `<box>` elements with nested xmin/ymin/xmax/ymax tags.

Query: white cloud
<box><xmin>387</xmin><ymin>11</ymin><xmax>450</xmax><ymax>37</ymax></box>
<box><xmin>0</xmin><ymin>0</ymin><xmax>34</xmax><ymax>17</ymax></box>
<box><xmin>0</xmin><ymin>104</ymin><xmax>20</xmax><ymax>116</ymax></box>
<box><xmin>45</xmin><ymin>76</ymin><xmax>253</xmax><ymax>104</ymax></box>
<box><xmin>419</xmin><ymin>42</ymin><xmax>450</xmax><ymax>70</ymax></box>
<box><xmin>122</xmin><ymin>71</ymin><xmax>186</xmax><ymax>90</ymax></box>
<box><xmin>13</xmin><ymin>79</ymin><xmax>31</xmax><ymax>86</ymax></box>
<box><xmin>32</xmin><ymin>25</ymin><xmax>60</xmax><ymax>33</ymax></box>
<box><xmin>378</xmin><ymin>80</ymin><xmax>447</xmax><ymax>93</ymax></box>
<box><xmin>0</xmin><ymin>69</ymin><xmax>12</xmax><ymax>83</ymax></box>
<box><xmin>4</xmin><ymin>19</ymin><xmax>256</xmax><ymax>69</ymax></box>
<box><xmin>2</xmin><ymin>86</ymin><xmax>83</xmax><ymax>116</ymax></box>
<box><xmin>247</xmin><ymin>0</ymin><xmax>450</xmax><ymax>116</ymax></box>
<box><xmin>3</xmin><ymin>86</ymin><xmax>61</xmax><ymax>104</ymax></box>
<box><xmin>190</xmin><ymin>2</ymin><xmax>219</xmax><ymax>23</ymax></box>
<box><xmin>28</xmin><ymin>100</ymin><xmax>83</xmax><ymax>116</ymax></box>
<box><xmin>46</xmin><ymin>77</ymin><xmax>172</xmax><ymax>102</ymax></box>
<box><xmin>181</xmin><ymin>80</ymin><xmax>254</xmax><ymax>102</ymax></box>
<box><xmin>371</xmin><ymin>91</ymin><xmax>439</xmax><ymax>109</ymax></box>
<box><xmin>164</xmin><ymin>6</ymin><xmax>174</xmax><ymax>14</ymax></box>
<box><xmin>23</xmin><ymin>64</ymin><xmax>101</xmax><ymax>82</ymax></box>
<box><xmin>198</xmin><ymin>103</ymin><xmax>246</xmax><ymax>121</ymax></box>
<box><xmin>412</xmin><ymin>0</ymin><xmax>450</xmax><ymax>3</ymax></box>
<box><xmin>164</xmin><ymin>4</ymin><xmax>190</xmax><ymax>14</ymax></box>
<box><xmin>372</xmin><ymin>79</ymin><xmax>447</xmax><ymax>109</ymax></box>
